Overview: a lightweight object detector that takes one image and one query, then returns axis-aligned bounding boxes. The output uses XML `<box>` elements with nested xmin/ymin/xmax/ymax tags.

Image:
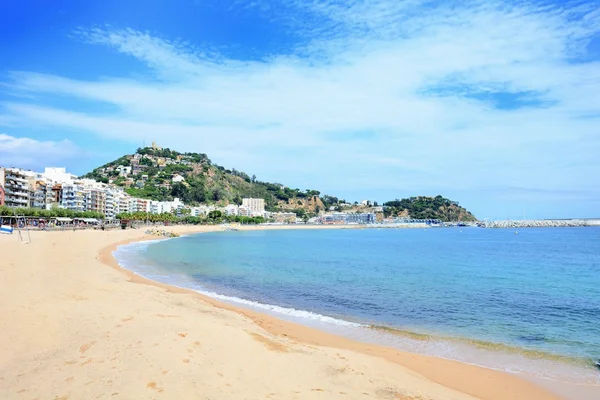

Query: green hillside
<box><xmin>82</xmin><ymin>146</ymin><xmax>477</xmax><ymax>221</ymax></box>
<box><xmin>82</xmin><ymin>146</ymin><xmax>326</xmax><ymax>213</ymax></box>
<box><xmin>383</xmin><ymin>196</ymin><xmax>477</xmax><ymax>222</ymax></box>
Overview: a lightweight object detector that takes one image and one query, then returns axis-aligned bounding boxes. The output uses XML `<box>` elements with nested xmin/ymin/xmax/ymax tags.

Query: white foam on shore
<box><xmin>114</xmin><ymin>242</ymin><xmax>363</xmax><ymax>328</ymax></box>
<box><xmin>190</xmin><ymin>286</ymin><xmax>365</xmax><ymax>327</ymax></box>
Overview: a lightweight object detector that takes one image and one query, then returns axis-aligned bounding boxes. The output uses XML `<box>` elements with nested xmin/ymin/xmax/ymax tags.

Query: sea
<box><xmin>114</xmin><ymin>226</ymin><xmax>600</xmax><ymax>397</ymax></box>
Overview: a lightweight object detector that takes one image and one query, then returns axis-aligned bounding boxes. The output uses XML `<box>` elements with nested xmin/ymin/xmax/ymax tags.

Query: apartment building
<box><xmin>0</xmin><ymin>168</ymin><xmax>30</xmax><ymax>208</ymax></box>
<box><xmin>223</xmin><ymin>204</ymin><xmax>239</xmax><ymax>216</ymax></box>
<box><xmin>30</xmin><ymin>180</ymin><xmax>55</xmax><ymax>209</ymax></box>
<box><xmin>104</xmin><ymin>189</ymin><xmax>117</xmax><ymax>219</ymax></box>
<box><xmin>61</xmin><ymin>182</ymin><xmax>86</xmax><ymax>212</ymax></box>
<box><xmin>42</xmin><ymin>167</ymin><xmax>77</xmax><ymax>184</ymax></box>
<box><xmin>86</xmin><ymin>188</ymin><xmax>107</xmax><ymax>215</ymax></box>
<box><xmin>242</xmin><ymin>198</ymin><xmax>265</xmax><ymax>216</ymax></box>
<box><xmin>129</xmin><ymin>197</ymin><xmax>149</xmax><ymax>213</ymax></box>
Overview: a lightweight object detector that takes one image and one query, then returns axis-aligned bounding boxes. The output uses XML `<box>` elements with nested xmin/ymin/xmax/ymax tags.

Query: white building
<box><xmin>61</xmin><ymin>182</ymin><xmax>86</xmax><ymax>212</ymax></box>
<box><xmin>190</xmin><ymin>205</ymin><xmax>215</xmax><ymax>217</ymax></box>
<box><xmin>242</xmin><ymin>198</ymin><xmax>265</xmax><ymax>215</ymax></box>
<box><xmin>223</xmin><ymin>204</ymin><xmax>239</xmax><ymax>216</ymax></box>
<box><xmin>172</xmin><ymin>175</ymin><xmax>185</xmax><ymax>183</ymax></box>
<box><xmin>104</xmin><ymin>188</ymin><xmax>118</xmax><ymax>219</ymax></box>
<box><xmin>116</xmin><ymin>192</ymin><xmax>132</xmax><ymax>215</ymax></box>
<box><xmin>116</xmin><ymin>165</ymin><xmax>132</xmax><ymax>177</ymax></box>
<box><xmin>0</xmin><ymin>168</ymin><xmax>30</xmax><ymax>208</ymax></box>
<box><xmin>238</xmin><ymin>206</ymin><xmax>250</xmax><ymax>217</ymax></box>
<box><xmin>43</xmin><ymin>167</ymin><xmax>77</xmax><ymax>184</ymax></box>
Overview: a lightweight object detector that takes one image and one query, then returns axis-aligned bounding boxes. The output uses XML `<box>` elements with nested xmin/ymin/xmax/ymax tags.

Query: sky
<box><xmin>1</xmin><ymin>0</ymin><xmax>599</xmax><ymax>219</ymax></box>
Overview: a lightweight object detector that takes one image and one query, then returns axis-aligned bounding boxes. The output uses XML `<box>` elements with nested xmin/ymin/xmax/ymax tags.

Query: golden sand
<box><xmin>0</xmin><ymin>225</ymin><xmax>570</xmax><ymax>399</ymax></box>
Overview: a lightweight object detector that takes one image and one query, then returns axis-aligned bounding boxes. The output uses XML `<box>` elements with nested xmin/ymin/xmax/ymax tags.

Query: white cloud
<box><xmin>1</xmin><ymin>0</ymin><xmax>600</xmax><ymax>216</ymax></box>
<box><xmin>0</xmin><ymin>134</ymin><xmax>82</xmax><ymax>170</ymax></box>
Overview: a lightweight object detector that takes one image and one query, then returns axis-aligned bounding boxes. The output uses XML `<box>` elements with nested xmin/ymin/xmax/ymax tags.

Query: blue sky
<box><xmin>1</xmin><ymin>0</ymin><xmax>599</xmax><ymax>219</ymax></box>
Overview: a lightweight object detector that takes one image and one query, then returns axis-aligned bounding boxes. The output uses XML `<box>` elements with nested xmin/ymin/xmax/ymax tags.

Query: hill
<box><xmin>82</xmin><ymin>146</ymin><xmax>477</xmax><ymax>221</ymax></box>
<box><xmin>82</xmin><ymin>146</ymin><xmax>327</xmax><ymax>213</ymax></box>
<box><xmin>383</xmin><ymin>196</ymin><xmax>477</xmax><ymax>222</ymax></box>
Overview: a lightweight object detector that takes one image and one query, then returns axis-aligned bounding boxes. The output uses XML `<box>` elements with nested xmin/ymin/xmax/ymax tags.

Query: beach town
<box><xmin>3</xmin><ymin>1</ymin><xmax>600</xmax><ymax>398</ymax></box>
<box><xmin>0</xmin><ymin>164</ymin><xmax>384</xmax><ymax>229</ymax></box>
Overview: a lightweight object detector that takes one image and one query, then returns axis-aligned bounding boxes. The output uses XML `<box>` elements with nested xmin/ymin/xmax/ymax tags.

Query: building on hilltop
<box><xmin>151</xmin><ymin>141</ymin><xmax>162</xmax><ymax>151</ymax></box>
<box><xmin>172</xmin><ymin>174</ymin><xmax>185</xmax><ymax>183</ymax></box>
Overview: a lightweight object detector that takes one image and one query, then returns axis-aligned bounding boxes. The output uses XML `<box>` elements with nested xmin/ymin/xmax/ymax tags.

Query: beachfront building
<box><xmin>30</xmin><ymin>180</ymin><xmax>56</xmax><ymax>209</ymax></box>
<box><xmin>147</xmin><ymin>198</ymin><xmax>184</xmax><ymax>215</ymax></box>
<box><xmin>223</xmin><ymin>204</ymin><xmax>239</xmax><ymax>216</ymax></box>
<box><xmin>42</xmin><ymin>167</ymin><xmax>77</xmax><ymax>184</ymax></box>
<box><xmin>104</xmin><ymin>188</ymin><xmax>118</xmax><ymax>219</ymax></box>
<box><xmin>190</xmin><ymin>205</ymin><xmax>213</xmax><ymax>217</ymax></box>
<box><xmin>321</xmin><ymin>213</ymin><xmax>346</xmax><ymax>225</ymax></box>
<box><xmin>346</xmin><ymin>213</ymin><xmax>376</xmax><ymax>224</ymax></box>
<box><xmin>238</xmin><ymin>206</ymin><xmax>250</xmax><ymax>217</ymax></box>
<box><xmin>86</xmin><ymin>188</ymin><xmax>107</xmax><ymax>215</ymax></box>
<box><xmin>129</xmin><ymin>197</ymin><xmax>149</xmax><ymax>213</ymax></box>
<box><xmin>242</xmin><ymin>198</ymin><xmax>265</xmax><ymax>215</ymax></box>
<box><xmin>115</xmin><ymin>192</ymin><xmax>131</xmax><ymax>215</ymax></box>
<box><xmin>0</xmin><ymin>168</ymin><xmax>30</xmax><ymax>208</ymax></box>
<box><xmin>61</xmin><ymin>182</ymin><xmax>86</xmax><ymax>212</ymax></box>
<box><xmin>320</xmin><ymin>212</ymin><xmax>376</xmax><ymax>225</ymax></box>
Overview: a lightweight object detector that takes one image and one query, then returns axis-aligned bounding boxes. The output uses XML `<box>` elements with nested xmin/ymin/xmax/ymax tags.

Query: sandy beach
<box><xmin>0</xmin><ymin>225</ymin><xmax>566</xmax><ymax>400</ymax></box>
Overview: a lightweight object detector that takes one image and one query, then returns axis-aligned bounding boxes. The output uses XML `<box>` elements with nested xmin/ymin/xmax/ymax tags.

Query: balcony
<box><xmin>4</xmin><ymin>188</ymin><xmax>29</xmax><ymax>197</ymax></box>
<box><xmin>7</xmin><ymin>197</ymin><xmax>29</xmax><ymax>205</ymax></box>
<box><xmin>6</xmin><ymin>175</ymin><xmax>27</xmax><ymax>184</ymax></box>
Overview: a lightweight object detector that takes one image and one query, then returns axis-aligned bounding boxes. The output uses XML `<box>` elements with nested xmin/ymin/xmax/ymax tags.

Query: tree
<box><xmin>208</xmin><ymin>210</ymin><xmax>223</xmax><ymax>220</ymax></box>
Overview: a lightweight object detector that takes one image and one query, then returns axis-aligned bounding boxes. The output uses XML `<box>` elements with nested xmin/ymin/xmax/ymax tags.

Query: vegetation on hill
<box><xmin>82</xmin><ymin>146</ymin><xmax>330</xmax><ymax>213</ymax></box>
<box><xmin>383</xmin><ymin>196</ymin><xmax>477</xmax><ymax>222</ymax></box>
<box><xmin>82</xmin><ymin>146</ymin><xmax>477</xmax><ymax>221</ymax></box>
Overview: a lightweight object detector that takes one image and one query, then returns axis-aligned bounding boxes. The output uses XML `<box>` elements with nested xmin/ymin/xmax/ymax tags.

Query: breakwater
<box><xmin>481</xmin><ymin>219</ymin><xmax>600</xmax><ymax>228</ymax></box>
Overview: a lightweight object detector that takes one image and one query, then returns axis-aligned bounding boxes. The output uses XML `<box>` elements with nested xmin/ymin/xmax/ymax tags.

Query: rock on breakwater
<box><xmin>482</xmin><ymin>219</ymin><xmax>600</xmax><ymax>228</ymax></box>
<box><xmin>145</xmin><ymin>228</ymin><xmax>180</xmax><ymax>237</ymax></box>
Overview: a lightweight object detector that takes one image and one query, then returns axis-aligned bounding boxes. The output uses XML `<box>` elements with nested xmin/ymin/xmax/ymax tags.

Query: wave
<box><xmin>113</xmin><ymin>241</ymin><xmax>364</xmax><ymax>329</ymax></box>
<box><xmin>190</xmin><ymin>288</ymin><xmax>365</xmax><ymax>328</ymax></box>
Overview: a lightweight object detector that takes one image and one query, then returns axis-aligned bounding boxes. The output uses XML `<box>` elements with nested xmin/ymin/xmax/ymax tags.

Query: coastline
<box><xmin>102</xmin><ymin>225</ymin><xmax>563</xmax><ymax>399</ymax></box>
<box><xmin>0</xmin><ymin>225</ymin><xmax>587</xmax><ymax>399</ymax></box>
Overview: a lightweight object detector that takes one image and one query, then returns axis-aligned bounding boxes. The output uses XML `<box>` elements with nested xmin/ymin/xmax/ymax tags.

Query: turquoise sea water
<box><xmin>115</xmin><ymin>227</ymin><xmax>600</xmax><ymax>389</ymax></box>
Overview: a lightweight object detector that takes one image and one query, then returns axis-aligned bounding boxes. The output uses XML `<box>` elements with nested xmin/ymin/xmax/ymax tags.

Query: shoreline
<box><xmin>101</xmin><ymin>225</ymin><xmax>566</xmax><ymax>400</ymax></box>
<box><xmin>2</xmin><ymin>225</ymin><xmax>597</xmax><ymax>399</ymax></box>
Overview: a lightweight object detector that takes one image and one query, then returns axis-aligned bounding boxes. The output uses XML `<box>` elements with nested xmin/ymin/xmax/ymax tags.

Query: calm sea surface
<box><xmin>115</xmin><ymin>227</ymin><xmax>600</xmax><ymax>387</ymax></box>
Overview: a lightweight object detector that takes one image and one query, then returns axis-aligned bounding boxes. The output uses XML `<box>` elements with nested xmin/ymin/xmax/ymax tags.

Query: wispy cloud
<box><xmin>0</xmin><ymin>133</ymin><xmax>82</xmax><ymax>170</ymax></box>
<box><xmin>1</xmin><ymin>0</ymin><xmax>599</xmax><ymax>214</ymax></box>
